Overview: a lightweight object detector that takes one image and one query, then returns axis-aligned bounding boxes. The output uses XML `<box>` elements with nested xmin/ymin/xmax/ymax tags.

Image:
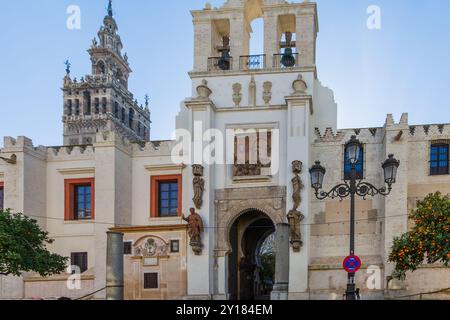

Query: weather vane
<box><xmin>64</xmin><ymin>60</ymin><xmax>71</xmax><ymax>75</ymax></box>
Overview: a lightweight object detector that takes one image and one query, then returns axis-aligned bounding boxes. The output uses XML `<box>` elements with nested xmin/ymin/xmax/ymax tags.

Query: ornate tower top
<box><xmin>61</xmin><ymin>0</ymin><xmax>151</xmax><ymax>146</ymax></box>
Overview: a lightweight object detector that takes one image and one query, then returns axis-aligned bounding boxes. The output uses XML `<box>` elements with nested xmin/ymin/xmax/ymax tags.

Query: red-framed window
<box><xmin>150</xmin><ymin>175</ymin><xmax>182</xmax><ymax>218</ymax></box>
<box><xmin>0</xmin><ymin>182</ymin><xmax>4</xmax><ymax>210</ymax></box>
<box><xmin>64</xmin><ymin>178</ymin><xmax>95</xmax><ymax>221</ymax></box>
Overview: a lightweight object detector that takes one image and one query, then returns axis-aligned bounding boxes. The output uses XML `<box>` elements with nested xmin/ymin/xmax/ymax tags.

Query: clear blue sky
<box><xmin>1</xmin><ymin>0</ymin><xmax>450</xmax><ymax>146</ymax></box>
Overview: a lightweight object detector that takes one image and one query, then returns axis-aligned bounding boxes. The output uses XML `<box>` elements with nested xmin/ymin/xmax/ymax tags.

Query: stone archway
<box><xmin>214</xmin><ymin>186</ymin><xmax>287</xmax><ymax>257</ymax></box>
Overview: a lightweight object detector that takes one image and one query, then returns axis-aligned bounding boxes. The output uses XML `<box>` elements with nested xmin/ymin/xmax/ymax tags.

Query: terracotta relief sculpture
<box><xmin>183</xmin><ymin>208</ymin><xmax>204</xmax><ymax>255</ymax></box>
<box><xmin>192</xmin><ymin>164</ymin><xmax>205</xmax><ymax>209</ymax></box>
<box><xmin>263</xmin><ymin>81</ymin><xmax>272</xmax><ymax>105</ymax></box>
<box><xmin>287</xmin><ymin>160</ymin><xmax>305</xmax><ymax>252</ymax></box>
<box><xmin>232</xmin><ymin>83</ymin><xmax>242</xmax><ymax>106</ymax></box>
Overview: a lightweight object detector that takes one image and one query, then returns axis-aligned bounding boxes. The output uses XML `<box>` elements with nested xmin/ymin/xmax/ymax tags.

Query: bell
<box><xmin>281</xmin><ymin>47</ymin><xmax>296</xmax><ymax>67</ymax></box>
<box><xmin>218</xmin><ymin>49</ymin><xmax>231</xmax><ymax>70</ymax></box>
<box><xmin>218</xmin><ymin>36</ymin><xmax>231</xmax><ymax>70</ymax></box>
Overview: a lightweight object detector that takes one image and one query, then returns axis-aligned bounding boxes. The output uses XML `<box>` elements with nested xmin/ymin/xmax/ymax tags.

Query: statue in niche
<box><xmin>192</xmin><ymin>165</ymin><xmax>205</xmax><ymax>209</ymax></box>
<box><xmin>183</xmin><ymin>208</ymin><xmax>204</xmax><ymax>255</ymax></box>
<box><xmin>232</xmin><ymin>83</ymin><xmax>242</xmax><ymax>106</ymax></box>
<box><xmin>263</xmin><ymin>81</ymin><xmax>272</xmax><ymax>105</ymax></box>
<box><xmin>287</xmin><ymin>160</ymin><xmax>305</xmax><ymax>252</ymax></box>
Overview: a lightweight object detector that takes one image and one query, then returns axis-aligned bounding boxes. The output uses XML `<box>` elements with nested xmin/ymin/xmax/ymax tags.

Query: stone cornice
<box><xmin>57</xmin><ymin>167</ymin><xmax>95</xmax><ymax>175</ymax></box>
<box><xmin>189</xmin><ymin>66</ymin><xmax>317</xmax><ymax>79</ymax></box>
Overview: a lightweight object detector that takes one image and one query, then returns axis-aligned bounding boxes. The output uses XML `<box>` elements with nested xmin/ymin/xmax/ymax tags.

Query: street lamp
<box><xmin>309</xmin><ymin>136</ymin><xmax>400</xmax><ymax>300</ymax></box>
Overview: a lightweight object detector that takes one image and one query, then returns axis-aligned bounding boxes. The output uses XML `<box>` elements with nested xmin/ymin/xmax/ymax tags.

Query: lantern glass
<box><xmin>345</xmin><ymin>136</ymin><xmax>361</xmax><ymax>165</ymax></box>
<box><xmin>382</xmin><ymin>154</ymin><xmax>400</xmax><ymax>185</ymax></box>
<box><xmin>309</xmin><ymin>161</ymin><xmax>326</xmax><ymax>190</ymax></box>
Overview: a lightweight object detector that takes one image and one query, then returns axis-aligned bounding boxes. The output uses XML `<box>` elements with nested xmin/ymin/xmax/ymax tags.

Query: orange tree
<box><xmin>389</xmin><ymin>192</ymin><xmax>450</xmax><ymax>280</ymax></box>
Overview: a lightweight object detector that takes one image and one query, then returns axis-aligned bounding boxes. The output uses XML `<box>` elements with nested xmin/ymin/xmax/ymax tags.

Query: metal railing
<box><xmin>239</xmin><ymin>54</ymin><xmax>266</xmax><ymax>70</ymax></box>
<box><xmin>207</xmin><ymin>53</ymin><xmax>300</xmax><ymax>71</ymax></box>
<box><xmin>207</xmin><ymin>56</ymin><xmax>233</xmax><ymax>71</ymax></box>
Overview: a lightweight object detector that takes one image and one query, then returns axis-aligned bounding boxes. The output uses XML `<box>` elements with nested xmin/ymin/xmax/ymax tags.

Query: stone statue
<box><xmin>183</xmin><ymin>208</ymin><xmax>204</xmax><ymax>255</ymax></box>
<box><xmin>192</xmin><ymin>165</ymin><xmax>204</xmax><ymax>209</ymax></box>
<box><xmin>193</xmin><ymin>177</ymin><xmax>205</xmax><ymax>209</ymax></box>
<box><xmin>291</xmin><ymin>160</ymin><xmax>304</xmax><ymax>211</ymax></box>
<box><xmin>288</xmin><ymin>160</ymin><xmax>304</xmax><ymax>252</ymax></box>
<box><xmin>92</xmin><ymin>38</ymin><xmax>98</xmax><ymax>47</ymax></box>
<box><xmin>64</xmin><ymin>60</ymin><xmax>71</xmax><ymax>75</ymax></box>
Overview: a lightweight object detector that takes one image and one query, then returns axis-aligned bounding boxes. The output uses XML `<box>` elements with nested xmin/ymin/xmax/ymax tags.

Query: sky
<box><xmin>0</xmin><ymin>0</ymin><xmax>450</xmax><ymax>147</ymax></box>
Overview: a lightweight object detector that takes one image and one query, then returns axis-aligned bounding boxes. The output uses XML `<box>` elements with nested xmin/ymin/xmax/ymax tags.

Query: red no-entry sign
<box><xmin>343</xmin><ymin>255</ymin><xmax>362</xmax><ymax>273</ymax></box>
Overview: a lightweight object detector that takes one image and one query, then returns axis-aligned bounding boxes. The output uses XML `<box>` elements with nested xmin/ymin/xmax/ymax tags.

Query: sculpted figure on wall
<box><xmin>192</xmin><ymin>165</ymin><xmax>205</xmax><ymax>209</ymax></box>
<box><xmin>288</xmin><ymin>160</ymin><xmax>305</xmax><ymax>252</ymax></box>
<box><xmin>232</xmin><ymin>83</ymin><xmax>242</xmax><ymax>106</ymax></box>
<box><xmin>183</xmin><ymin>208</ymin><xmax>204</xmax><ymax>255</ymax></box>
<box><xmin>263</xmin><ymin>81</ymin><xmax>272</xmax><ymax>105</ymax></box>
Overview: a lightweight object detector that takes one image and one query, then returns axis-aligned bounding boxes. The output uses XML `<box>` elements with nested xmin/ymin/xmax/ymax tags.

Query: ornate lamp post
<box><xmin>309</xmin><ymin>136</ymin><xmax>400</xmax><ymax>300</ymax></box>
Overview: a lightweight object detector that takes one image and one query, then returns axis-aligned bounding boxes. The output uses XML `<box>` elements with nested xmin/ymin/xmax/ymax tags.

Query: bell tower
<box><xmin>62</xmin><ymin>0</ymin><xmax>151</xmax><ymax>146</ymax></box>
<box><xmin>179</xmin><ymin>0</ymin><xmax>337</xmax><ymax>300</ymax></box>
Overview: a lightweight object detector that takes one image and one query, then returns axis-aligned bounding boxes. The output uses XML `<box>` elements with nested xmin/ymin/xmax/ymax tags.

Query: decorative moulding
<box><xmin>57</xmin><ymin>167</ymin><xmax>95</xmax><ymax>175</ymax></box>
<box><xmin>145</xmin><ymin>164</ymin><xmax>186</xmax><ymax>172</ymax></box>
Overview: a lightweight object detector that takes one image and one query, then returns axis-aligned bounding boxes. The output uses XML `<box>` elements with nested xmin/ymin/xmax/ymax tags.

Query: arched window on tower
<box><xmin>102</xmin><ymin>98</ymin><xmax>107</xmax><ymax>114</ymax></box>
<box><xmin>94</xmin><ymin>98</ymin><xmax>100</xmax><ymax>114</ymax></box>
<box><xmin>83</xmin><ymin>91</ymin><xmax>92</xmax><ymax>115</ymax></box>
<box><xmin>241</xmin><ymin>18</ymin><xmax>265</xmax><ymax>70</ymax></box>
<box><xmin>97</xmin><ymin>61</ymin><xmax>106</xmax><ymax>75</ymax></box>
<box><xmin>129</xmin><ymin>109</ymin><xmax>135</xmax><ymax>129</ymax></box>
<box><xmin>121</xmin><ymin>108</ymin><xmax>126</xmax><ymax>124</ymax></box>
<box><xmin>114</xmin><ymin>102</ymin><xmax>119</xmax><ymax>118</ymax></box>
<box><xmin>75</xmin><ymin>99</ymin><xmax>80</xmax><ymax>116</ymax></box>
<box><xmin>66</xmin><ymin>99</ymin><xmax>73</xmax><ymax>116</ymax></box>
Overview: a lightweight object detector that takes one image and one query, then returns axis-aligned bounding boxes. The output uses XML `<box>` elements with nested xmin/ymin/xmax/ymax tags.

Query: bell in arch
<box><xmin>218</xmin><ymin>36</ymin><xmax>231</xmax><ymax>71</ymax></box>
<box><xmin>281</xmin><ymin>32</ymin><xmax>296</xmax><ymax>68</ymax></box>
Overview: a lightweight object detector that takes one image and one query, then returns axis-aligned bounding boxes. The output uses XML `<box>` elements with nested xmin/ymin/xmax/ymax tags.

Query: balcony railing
<box><xmin>207</xmin><ymin>53</ymin><xmax>300</xmax><ymax>72</ymax></box>
<box><xmin>208</xmin><ymin>56</ymin><xmax>233</xmax><ymax>71</ymax></box>
<box><xmin>239</xmin><ymin>54</ymin><xmax>266</xmax><ymax>71</ymax></box>
<box><xmin>273</xmin><ymin>53</ymin><xmax>299</xmax><ymax>69</ymax></box>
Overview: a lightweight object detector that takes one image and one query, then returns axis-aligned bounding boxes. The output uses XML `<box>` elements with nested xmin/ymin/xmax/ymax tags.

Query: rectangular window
<box><xmin>74</xmin><ymin>185</ymin><xmax>92</xmax><ymax>220</ymax></box>
<box><xmin>170</xmin><ymin>240</ymin><xmax>180</xmax><ymax>253</ymax></box>
<box><xmin>71</xmin><ymin>252</ymin><xmax>88</xmax><ymax>274</ymax></box>
<box><xmin>123</xmin><ymin>241</ymin><xmax>133</xmax><ymax>255</ymax></box>
<box><xmin>430</xmin><ymin>144</ymin><xmax>449</xmax><ymax>175</ymax></box>
<box><xmin>143</xmin><ymin>273</ymin><xmax>159</xmax><ymax>289</ymax></box>
<box><xmin>0</xmin><ymin>182</ymin><xmax>4</xmax><ymax>210</ymax></box>
<box><xmin>158</xmin><ymin>181</ymin><xmax>178</xmax><ymax>217</ymax></box>
<box><xmin>65</xmin><ymin>178</ymin><xmax>95</xmax><ymax>221</ymax></box>
<box><xmin>344</xmin><ymin>147</ymin><xmax>364</xmax><ymax>180</ymax></box>
<box><xmin>150</xmin><ymin>175</ymin><xmax>182</xmax><ymax>218</ymax></box>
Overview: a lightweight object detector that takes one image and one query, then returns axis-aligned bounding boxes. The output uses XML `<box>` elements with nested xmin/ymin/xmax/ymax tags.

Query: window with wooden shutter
<box><xmin>143</xmin><ymin>273</ymin><xmax>158</xmax><ymax>289</ymax></box>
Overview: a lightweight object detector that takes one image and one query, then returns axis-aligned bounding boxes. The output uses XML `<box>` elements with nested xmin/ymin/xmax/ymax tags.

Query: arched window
<box><xmin>430</xmin><ymin>143</ymin><xmax>449</xmax><ymax>175</ymax></box>
<box><xmin>129</xmin><ymin>109</ymin><xmax>135</xmax><ymax>129</ymax></box>
<box><xmin>102</xmin><ymin>98</ymin><xmax>107</xmax><ymax>113</ymax></box>
<box><xmin>121</xmin><ymin>108</ymin><xmax>126</xmax><ymax>124</ymax></box>
<box><xmin>344</xmin><ymin>146</ymin><xmax>364</xmax><ymax>180</ymax></box>
<box><xmin>67</xmin><ymin>100</ymin><xmax>73</xmax><ymax>116</ymax></box>
<box><xmin>94</xmin><ymin>98</ymin><xmax>100</xmax><ymax>114</ymax></box>
<box><xmin>75</xmin><ymin>99</ymin><xmax>80</xmax><ymax>115</ymax></box>
<box><xmin>97</xmin><ymin>61</ymin><xmax>106</xmax><ymax>75</ymax></box>
<box><xmin>114</xmin><ymin>102</ymin><xmax>119</xmax><ymax>117</ymax></box>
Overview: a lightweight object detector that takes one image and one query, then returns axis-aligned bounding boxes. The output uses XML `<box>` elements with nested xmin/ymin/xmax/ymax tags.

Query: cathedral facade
<box><xmin>0</xmin><ymin>0</ymin><xmax>449</xmax><ymax>300</ymax></box>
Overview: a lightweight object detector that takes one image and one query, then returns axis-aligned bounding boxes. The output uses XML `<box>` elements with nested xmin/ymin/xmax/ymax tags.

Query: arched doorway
<box><xmin>228</xmin><ymin>209</ymin><xmax>275</xmax><ymax>300</ymax></box>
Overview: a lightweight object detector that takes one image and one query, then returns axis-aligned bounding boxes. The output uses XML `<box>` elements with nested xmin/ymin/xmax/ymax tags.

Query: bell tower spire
<box><xmin>61</xmin><ymin>0</ymin><xmax>151</xmax><ymax>146</ymax></box>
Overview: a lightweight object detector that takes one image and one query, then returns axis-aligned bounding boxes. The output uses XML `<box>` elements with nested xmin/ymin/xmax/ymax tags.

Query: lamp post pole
<box><xmin>309</xmin><ymin>136</ymin><xmax>400</xmax><ymax>301</ymax></box>
<box><xmin>347</xmin><ymin>163</ymin><xmax>357</xmax><ymax>300</ymax></box>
